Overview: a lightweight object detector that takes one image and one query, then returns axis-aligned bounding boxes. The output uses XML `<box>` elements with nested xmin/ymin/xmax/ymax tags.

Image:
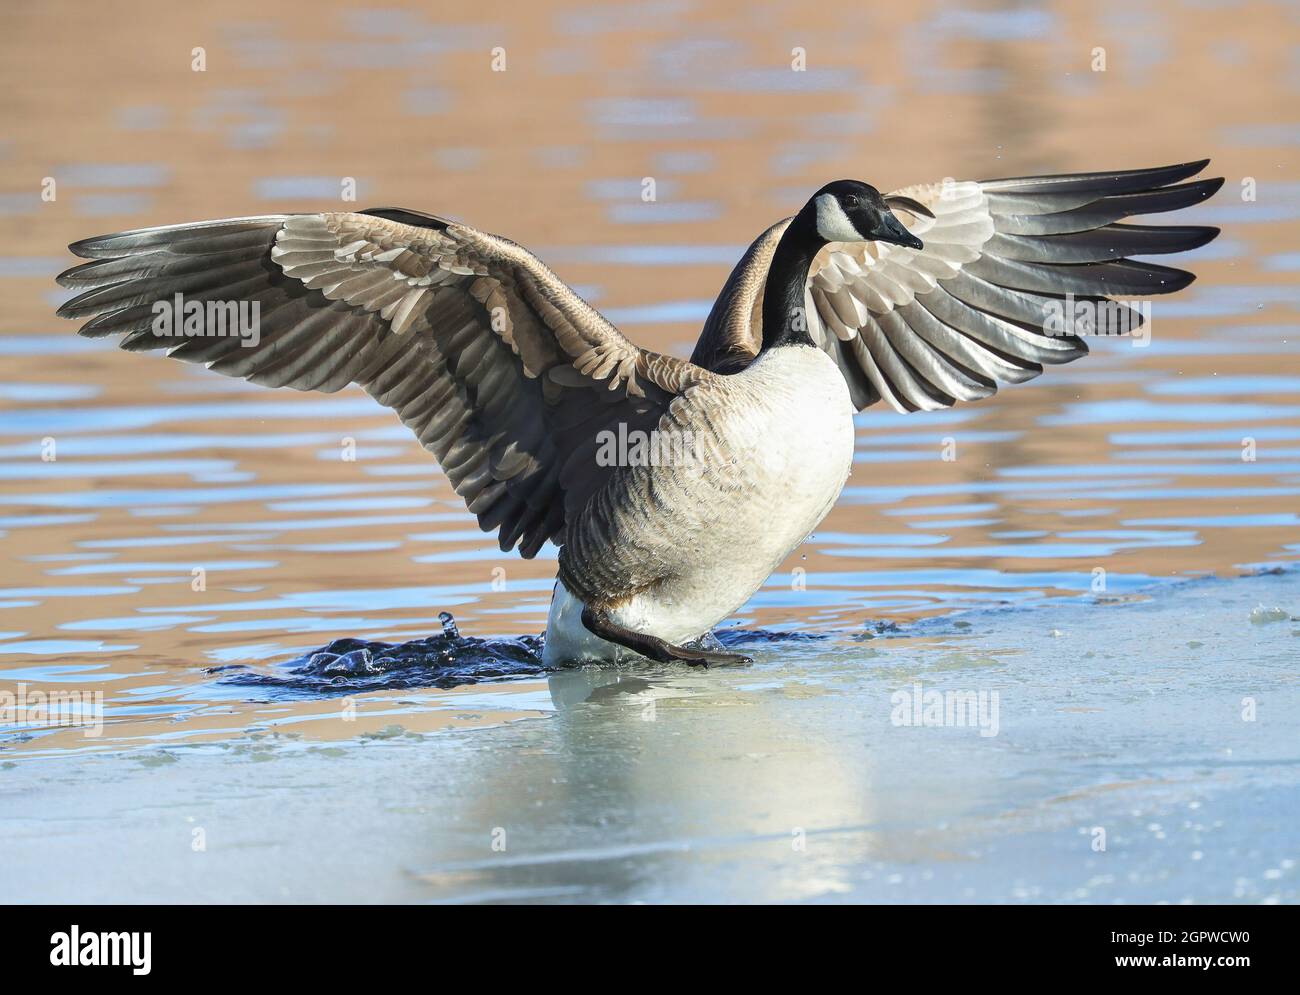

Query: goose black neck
<box><xmin>760</xmin><ymin>209</ymin><xmax>823</xmax><ymax>352</ymax></box>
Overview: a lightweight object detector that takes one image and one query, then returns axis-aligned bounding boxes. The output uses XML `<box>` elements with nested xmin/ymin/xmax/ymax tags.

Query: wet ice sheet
<box><xmin>2</xmin><ymin>0</ymin><xmax>1300</xmax><ymax>755</ymax></box>
<box><xmin>2</xmin><ymin>0</ymin><xmax>1299</xmax><ymax>905</ymax></box>
<box><xmin>3</xmin><ymin>569</ymin><xmax>1296</xmax><ymax>904</ymax></box>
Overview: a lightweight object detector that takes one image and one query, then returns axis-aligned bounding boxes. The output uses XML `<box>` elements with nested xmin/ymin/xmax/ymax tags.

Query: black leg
<box><xmin>581</xmin><ymin>606</ymin><xmax>752</xmax><ymax>668</ymax></box>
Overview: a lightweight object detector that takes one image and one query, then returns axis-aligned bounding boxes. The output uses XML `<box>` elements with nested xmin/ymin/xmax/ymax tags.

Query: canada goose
<box><xmin>57</xmin><ymin>159</ymin><xmax>1222</xmax><ymax>667</ymax></box>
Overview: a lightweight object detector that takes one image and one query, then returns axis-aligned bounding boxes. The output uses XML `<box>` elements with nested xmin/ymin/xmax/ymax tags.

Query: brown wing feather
<box><xmin>690</xmin><ymin>219</ymin><xmax>788</xmax><ymax>374</ymax></box>
<box><xmin>58</xmin><ymin>210</ymin><xmax>714</xmax><ymax>557</ymax></box>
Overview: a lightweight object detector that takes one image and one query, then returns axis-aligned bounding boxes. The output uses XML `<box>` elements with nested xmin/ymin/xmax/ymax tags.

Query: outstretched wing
<box><xmin>57</xmin><ymin>209</ymin><xmax>713</xmax><ymax>557</ymax></box>
<box><xmin>692</xmin><ymin>159</ymin><xmax>1222</xmax><ymax>411</ymax></box>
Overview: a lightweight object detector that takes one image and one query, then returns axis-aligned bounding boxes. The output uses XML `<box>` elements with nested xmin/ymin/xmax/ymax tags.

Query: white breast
<box><xmin>543</xmin><ymin>344</ymin><xmax>856</xmax><ymax>664</ymax></box>
<box><xmin>615</xmin><ymin>344</ymin><xmax>855</xmax><ymax>642</ymax></box>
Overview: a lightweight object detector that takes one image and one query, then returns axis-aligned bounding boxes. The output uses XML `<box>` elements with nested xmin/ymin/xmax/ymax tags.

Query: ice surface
<box><xmin>3</xmin><ymin>570</ymin><xmax>1297</xmax><ymax>903</ymax></box>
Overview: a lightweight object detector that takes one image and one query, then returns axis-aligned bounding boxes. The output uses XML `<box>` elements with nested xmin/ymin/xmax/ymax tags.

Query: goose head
<box><xmin>804</xmin><ymin>180</ymin><xmax>924</xmax><ymax>251</ymax></box>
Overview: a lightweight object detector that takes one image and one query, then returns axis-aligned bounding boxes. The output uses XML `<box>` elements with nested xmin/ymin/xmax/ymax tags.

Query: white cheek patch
<box><xmin>814</xmin><ymin>193</ymin><xmax>863</xmax><ymax>242</ymax></box>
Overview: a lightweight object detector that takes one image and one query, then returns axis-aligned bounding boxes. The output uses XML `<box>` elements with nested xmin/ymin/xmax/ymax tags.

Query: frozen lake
<box><xmin>1</xmin><ymin>0</ymin><xmax>1298</xmax><ymax>903</ymax></box>
<box><xmin>3</xmin><ymin>568</ymin><xmax>1298</xmax><ymax>903</ymax></box>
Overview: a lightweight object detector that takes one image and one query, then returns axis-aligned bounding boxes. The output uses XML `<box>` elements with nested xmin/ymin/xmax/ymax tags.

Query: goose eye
<box><xmin>843</xmin><ymin>195</ymin><xmax>859</xmax><ymax>208</ymax></box>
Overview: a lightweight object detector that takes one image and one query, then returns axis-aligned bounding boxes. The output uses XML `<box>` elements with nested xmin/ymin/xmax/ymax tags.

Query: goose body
<box><xmin>544</xmin><ymin>343</ymin><xmax>855</xmax><ymax>663</ymax></box>
<box><xmin>57</xmin><ymin>161</ymin><xmax>1223</xmax><ymax>666</ymax></box>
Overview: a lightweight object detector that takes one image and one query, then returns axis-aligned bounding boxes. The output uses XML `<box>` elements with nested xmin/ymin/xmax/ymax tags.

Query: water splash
<box><xmin>212</xmin><ymin>611</ymin><xmax>547</xmax><ymax>695</ymax></box>
<box><xmin>208</xmin><ymin>613</ymin><xmax>834</xmax><ymax>697</ymax></box>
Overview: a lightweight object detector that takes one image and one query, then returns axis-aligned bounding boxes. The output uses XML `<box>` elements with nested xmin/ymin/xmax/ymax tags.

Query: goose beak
<box><xmin>875</xmin><ymin>211</ymin><xmax>923</xmax><ymax>251</ymax></box>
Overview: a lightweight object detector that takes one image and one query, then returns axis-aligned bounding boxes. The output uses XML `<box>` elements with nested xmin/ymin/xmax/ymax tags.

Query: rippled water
<box><xmin>1</xmin><ymin>0</ymin><xmax>1298</xmax><ymax>902</ymax></box>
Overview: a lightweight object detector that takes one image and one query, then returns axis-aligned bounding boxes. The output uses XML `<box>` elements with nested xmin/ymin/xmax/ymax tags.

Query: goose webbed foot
<box><xmin>581</xmin><ymin>606</ymin><xmax>753</xmax><ymax>668</ymax></box>
<box><xmin>663</xmin><ymin>643</ymin><xmax>753</xmax><ymax>668</ymax></box>
<box><xmin>678</xmin><ymin>631</ymin><xmax>752</xmax><ymax>667</ymax></box>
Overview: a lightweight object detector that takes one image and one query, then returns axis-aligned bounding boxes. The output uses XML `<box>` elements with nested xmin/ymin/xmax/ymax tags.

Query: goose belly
<box><xmin>546</xmin><ymin>345</ymin><xmax>855</xmax><ymax>662</ymax></box>
<box><xmin>624</xmin><ymin>347</ymin><xmax>854</xmax><ymax>640</ymax></box>
<box><xmin>543</xmin><ymin>579</ymin><xmax>640</xmax><ymax>664</ymax></box>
